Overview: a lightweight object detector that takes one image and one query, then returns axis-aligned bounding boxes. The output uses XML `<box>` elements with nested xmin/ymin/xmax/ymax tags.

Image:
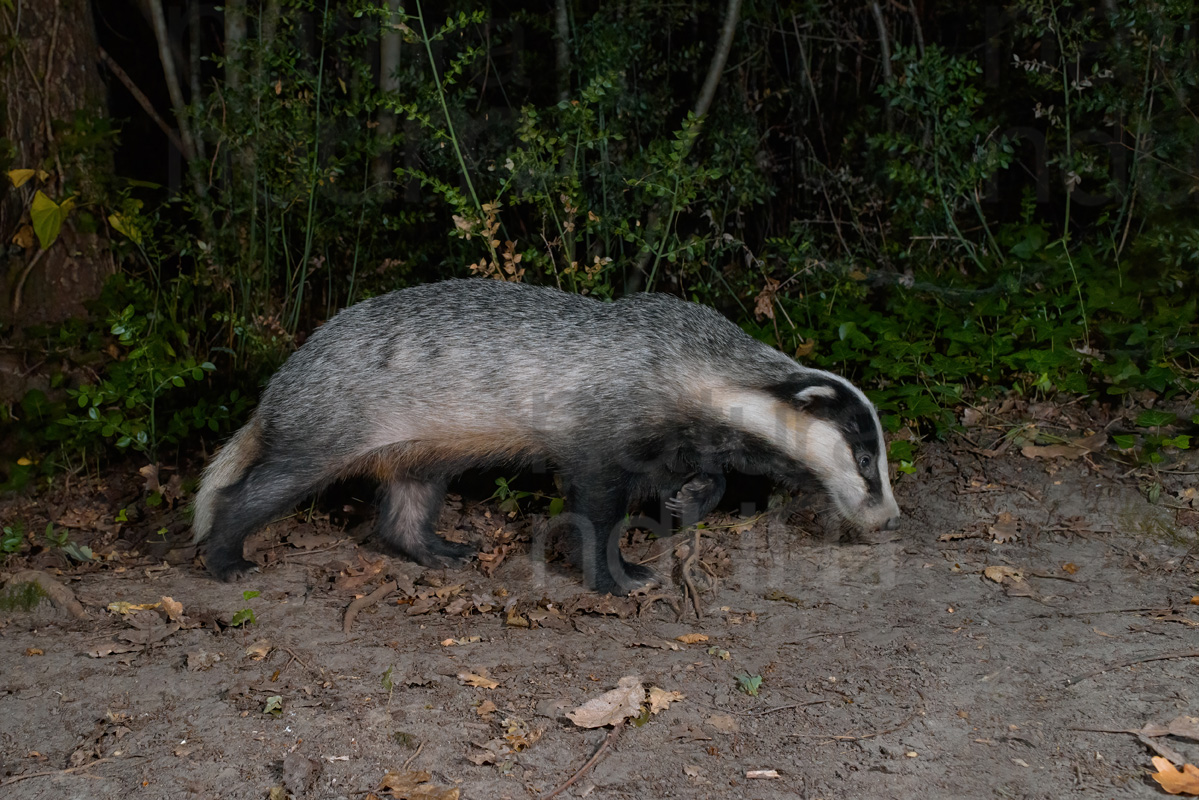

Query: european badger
<box><xmin>193</xmin><ymin>279</ymin><xmax>900</xmax><ymax>594</ymax></box>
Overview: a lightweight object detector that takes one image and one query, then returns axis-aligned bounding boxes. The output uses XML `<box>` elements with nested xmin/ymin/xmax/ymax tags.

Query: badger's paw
<box><xmin>206</xmin><ymin>555</ymin><xmax>260</xmax><ymax>582</ymax></box>
<box><xmin>405</xmin><ymin>537</ymin><xmax>476</xmax><ymax>570</ymax></box>
<box><xmin>590</xmin><ymin>562</ymin><xmax>659</xmax><ymax>596</ymax></box>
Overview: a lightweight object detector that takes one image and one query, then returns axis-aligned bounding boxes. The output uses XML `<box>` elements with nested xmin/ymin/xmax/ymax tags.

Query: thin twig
<box><xmin>1</xmin><ymin>758</ymin><xmax>114</xmax><ymax>786</ymax></box>
<box><xmin>787</xmin><ymin>708</ymin><xmax>919</xmax><ymax>741</ymax></box>
<box><xmin>11</xmin><ymin>247</ymin><xmax>48</xmax><ymax>317</ymax></box>
<box><xmin>98</xmin><ymin>47</ymin><xmax>184</xmax><ymax>154</ymax></box>
<box><xmin>540</xmin><ymin>722</ymin><xmax>622</xmax><ymax>800</ymax></box>
<box><xmin>343</xmin><ymin>580</ymin><xmax>398</xmax><ymax>633</ymax></box>
<box><xmin>680</xmin><ymin>528</ymin><xmax>703</xmax><ymax>620</ymax></box>
<box><xmin>402</xmin><ymin>741</ymin><xmax>424</xmax><ymax>771</ymax></box>
<box><xmin>1065</xmin><ymin>650</ymin><xmax>1199</xmax><ymax>686</ymax></box>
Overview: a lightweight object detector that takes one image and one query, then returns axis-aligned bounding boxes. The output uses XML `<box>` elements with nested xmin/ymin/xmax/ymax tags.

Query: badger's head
<box><xmin>777</xmin><ymin>373</ymin><xmax>900</xmax><ymax>532</ymax></box>
<box><xmin>712</xmin><ymin>371</ymin><xmax>900</xmax><ymax>532</ymax></box>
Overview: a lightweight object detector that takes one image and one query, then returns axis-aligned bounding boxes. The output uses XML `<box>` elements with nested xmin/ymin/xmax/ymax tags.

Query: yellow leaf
<box><xmin>12</xmin><ymin>224</ymin><xmax>34</xmax><ymax>249</ymax></box>
<box><xmin>8</xmin><ymin>169</ymin><xmax>36</xmax><ymax>188</ymax></box>
<box><xmin>675</xmin><ymin>633</ymin><xmax>709</xmax><ymax>644</ymax></box>
<box><xmin>30</xmin><ymin>191</ymin><xmax>75</xmax><ymax>249</ymax></box>
<box><xmin>1150</xmin><ymin>756</ymin><xmax>1199</xmax><ymax>795</ymax></box>
<box><xmin>108</xmin><ymin>212</ymin><xmax>143</xmax><ymax>245</ymax></box>
<box><xmin>16</xmin><ymin>457</ymin><xmax>32</xmax><ymax>466</ymax></box>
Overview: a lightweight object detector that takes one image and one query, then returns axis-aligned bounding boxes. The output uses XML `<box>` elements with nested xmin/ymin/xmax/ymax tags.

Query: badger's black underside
<box><xmin>202</xmin><ymin>418</ymin><xmax>806</xmax><ymax>594</ymax></box>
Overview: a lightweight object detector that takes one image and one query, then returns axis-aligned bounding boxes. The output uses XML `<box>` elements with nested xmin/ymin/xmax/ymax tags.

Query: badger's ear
<box><xmin>765</xmin><ymin>377</ymin><xmax>839</xmax><ymax>411</ymax></box>
<box><xmin>793</xmin><ymin>383</ymin><xmax>838</xmax><ymax>408</ymax></box>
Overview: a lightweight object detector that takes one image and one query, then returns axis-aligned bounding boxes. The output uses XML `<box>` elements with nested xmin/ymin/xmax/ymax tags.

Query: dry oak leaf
<box><xmin>1150</xmin><ymin>757</ymin><xmax>1199</xmax><ymax>796</ymax></box>
<box><xmin>566</xmin><ymin>675</ymin><xmax>644</xmax><ymax>729</ymax></box>
<box><xmin>458</xmin><ymin>671</ymin><xmax>500</xmax><ymax>689</ymax></box>
<box><xmin>648</xmin><ymin>687</ymin><xmax>685</xmax><ymax>714</ymax></box>
<box><xmin>988</xmin><ymin>512</ymin><xmax>1020</xmax><ymax>544</ymax></box>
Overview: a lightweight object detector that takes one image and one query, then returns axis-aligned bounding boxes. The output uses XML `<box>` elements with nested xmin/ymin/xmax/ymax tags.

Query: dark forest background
<box><xmin>1</xmin><ymin>0</ymin><xmax>1197</xmax><ymax>487</ymax></box>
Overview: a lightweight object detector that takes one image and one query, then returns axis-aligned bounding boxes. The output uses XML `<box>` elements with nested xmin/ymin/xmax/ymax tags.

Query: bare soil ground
<box><xmin>2</xmin><ymin>420</ymin><xmax>1198</xmax><ymax>799</ymax></box>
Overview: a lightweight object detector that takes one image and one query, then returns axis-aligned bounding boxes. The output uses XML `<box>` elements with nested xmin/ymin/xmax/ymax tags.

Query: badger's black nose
<box><xmin>882</xmin><ymin>516</ymin><xmax>901</xmax><ymax>531</ymax></box>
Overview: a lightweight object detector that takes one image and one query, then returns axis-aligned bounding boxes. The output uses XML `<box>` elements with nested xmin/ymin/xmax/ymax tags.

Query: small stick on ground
<box><xmin>1065</xmin><ymin>650</ymin><xmax>1199</xmax><ymax>686</ymax></box>
<box><xmin>540</xmin><ymin>722</ymin><xmax>623</xmax><ymax>800</ymax></box>
<box><xmin>787</xmin><ymin>708</ymin><xmax>919</xmax><ymax>741</ymax></box>
<box><xmin>1</xmin><ymin>758</ymin><xmax>114</xmax><ymax>786</ymax></box>
<box><xmin>2</xmin><ymin>570</ymin><xmax>89</xmax><ymax>619</ymax></box>
<box><xmin>343</xmin><ymin>580</ymin><xmax>398</xmax><ymax>633</ymax></box>
<box><xmin>402</xmin><ymin>741</ymin><xmax>424</xmax><ymax>771</ymax></box>
<box><xmin>637</xmin><ymin>593</ymin><xmax>682</xmax><ymax>619</ymax></box>
<box><xmin>680</xmin><ymin>528</ymin><xmax>703</xmax><ymax>619</ymax></box>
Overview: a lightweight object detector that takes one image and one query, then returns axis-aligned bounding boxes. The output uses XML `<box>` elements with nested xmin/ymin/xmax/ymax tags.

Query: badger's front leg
<box><xmin>665</xmin><ymin>472</ymin><xmax>726</xmax><ymax>527</ymax></box>
<box><xmin>565</xmin><ymin>468</ymin><xmax>656</xmax><ymax>595</ymax></box>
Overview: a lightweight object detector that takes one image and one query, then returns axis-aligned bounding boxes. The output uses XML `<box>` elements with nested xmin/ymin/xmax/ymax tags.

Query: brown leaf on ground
<box><xmin>477</xmin><ymin>545</ymin><xmax>510</xmax><ymax>577</ymax></box>
<box><xmin>377</xmin><ymin>769</ymin><xmax>459</xmax><ymax>800</ymax></box>
<box><xmin>334</xmin><ymin>555</ymin><xmax>387</xmax><ymax>593</ymax></box>
<box><xmin>676</xmin><ymin>633</ymin><xmax>709</xmax><ymax>644</ymax></box>
<box><xmin>118</xmin><ymin>611</ymin><xmax>179</xmax><ymax>646</ymax></box>
<box><xmin>139</xmin><ymin>463</ymin><xmax>161</xmax><ymax>494</ymax></box>
<box><xmin>1021</xmin><ymin>431</ymin><xmax>1107</xmax><ymax>460</ymax></box>
<box><xmin>1150</xmin><ymin>757</ymin><xmax>1199</xmax><ymax>795</ymax></box>
<box><xmin>160</xmin><ymin>596</ymin><xmax>184</xmax><ymax>622</ymax></box>
<box><xmin>1141</xmin><ymin>717</ymin><xmax>1199</xmax><ymax>742</ymax></box>
<box><xmin>566</xmin><ymin>675</ymin><xmax>644</xmax><ymax>728</ymax></box>
<box><xmin>648</xmin><ymin>687</ymin><xmax>685</xmax><ymax>714</ymax></box>
<box><xmin>989</xmin><ymin>512</ymin><xmax>1020</xmax><ymax>544</ymax></box>
<box><xmin>475</xmin><ymin>699</ymin><xmax>498</xmax><ymax>718</ymax></box>
<box><xmin>983</xmin><ymin>566</ymin><xmax>1023</xmax><ymax>584</ymax></box>
<box><xmin>458</xmin><ymin>671</ymin><xmax>500</xmax><ymax>689</ymax></box>
<box><xmin>631</xmin><ymin>639</ymin><xmax>681</xmax><ymax>651</ymax></box>
<box><xmin>563</xmin><ymin>594</ymin><xmax>638</xmax><ymax>618</ymax></box>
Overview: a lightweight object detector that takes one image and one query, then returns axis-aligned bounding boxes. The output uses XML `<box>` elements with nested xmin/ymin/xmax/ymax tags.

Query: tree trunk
<box><xmin>0</xmin><ymin>0</ymin><xmax>113</xmax><ymax>333</ymax></box>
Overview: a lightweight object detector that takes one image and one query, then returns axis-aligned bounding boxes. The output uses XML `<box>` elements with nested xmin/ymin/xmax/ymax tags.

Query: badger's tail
<box><xmin>192</xmin><ymin>416</ymin><xmax>263</xmax><ymax>543</ymax></box>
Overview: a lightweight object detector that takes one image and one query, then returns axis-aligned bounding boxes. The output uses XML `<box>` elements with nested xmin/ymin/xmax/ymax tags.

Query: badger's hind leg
<box><xmin>376</xmin><ymin>476</ymin><xmax>474</xmax><ymax>568</ymax></box>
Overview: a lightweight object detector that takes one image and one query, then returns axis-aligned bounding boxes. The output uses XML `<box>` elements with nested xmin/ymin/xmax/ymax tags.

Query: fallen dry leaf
<box><xmin>983</xmin><ymin>565</ymin><xmax>1024</xmax><ymax>584</ymax></box>
<box><xmin>377</xmin><ymin>769</ymin><xmax>459</xmax><ymax>800</ymax></box>
<box><xmin>475</xmin><ymin>699</ymin><xmax>498</xmax><ymax>718</ymax></box>
<box><xmin>1141</xmin><ymin>717</ymin><xmax>1199</xmax><ymax>742</ymax></box>
<box><xmin>746</xmin><ymin>769</ymin><xmax>780</xmax><ymax>779</ymax></box>
<box><xmin>676</xmin><ymin>633</ymin><xmax>709</xmax><ymax>644</ymax></box>
<box><xmin>458</xmin><ymin>671</ymin><xmax>500</xmax><ymax>690</ymax></box>
<box><xmin>648</xmin><ymin>687</ymin><xmax>684</xmax><ymax>714</ymax></box>
<box><xmin>988</xmin><ymin>512</ymin><xmax>1020</xmax><ymax>544</ymax></box>
<box><xmin>246</xmin><ymin>640</ymin><xmax>272</xmax><ymax>660</ymax></box>
<box><xmin>160</xmin><ymin>596</ymin><xmax>184</xmax><ymax>622</ymax></box>
<box><xmin>1150</xmin><ymin>756</ymin><xmax>1199</xmax><ymax>795</ymax></box>
<box><xmin>1021</xmin><ymin>431</ymin><xmax>1107</xmax><ymax>460</ymax></box>
<box><xmin>566</xmin><ymin>675</ymin><xmax>644</xmax><ymax>728</ymax></box>
<box><xmin>631</xmin><ymin>639</ymin><xmax>681</xmax><ymax>651</ymax></box>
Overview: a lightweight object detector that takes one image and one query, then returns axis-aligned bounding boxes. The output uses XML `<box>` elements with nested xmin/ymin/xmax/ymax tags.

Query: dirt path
<box><xmin>2</xmin><ymin>440</ymin><xmax>1197</xmax><ymax>799</ymax></box>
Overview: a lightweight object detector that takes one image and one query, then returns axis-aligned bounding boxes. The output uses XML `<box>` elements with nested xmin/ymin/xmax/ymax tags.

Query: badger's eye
<box><xmin>858</xmin><ymin>454</ymin><xmax>873</xmax><ymax>471</ymax></box>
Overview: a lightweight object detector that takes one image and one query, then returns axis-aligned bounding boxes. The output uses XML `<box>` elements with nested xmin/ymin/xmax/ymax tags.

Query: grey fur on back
<box><xmin>256</xmin><ymin>279</ymin><xmax>800</xmax><ymax>471</ymax></box>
